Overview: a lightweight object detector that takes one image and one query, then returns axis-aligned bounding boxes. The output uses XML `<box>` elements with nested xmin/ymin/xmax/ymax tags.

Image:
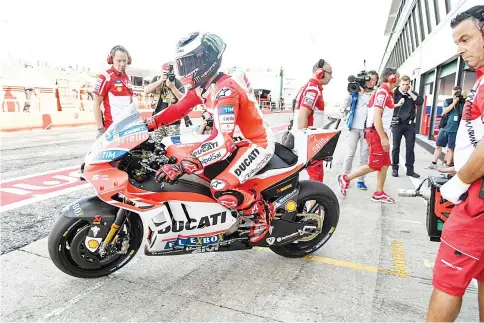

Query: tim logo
<box><xmin>102</xmin><ymin>151</ymin><xmax>116</xmax><ymax>159</ymax></box>
<box><xmin>218</xmin><ymin>106</ymin><xmax>234</xmax><ymax>115</ymax></box>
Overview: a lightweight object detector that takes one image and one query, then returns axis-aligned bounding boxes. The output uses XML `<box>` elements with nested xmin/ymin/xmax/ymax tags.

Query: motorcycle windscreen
<box><xmin>84</xmin><ymin>112</ymin><xmax>149</xmax><ymax>165</ymax></box>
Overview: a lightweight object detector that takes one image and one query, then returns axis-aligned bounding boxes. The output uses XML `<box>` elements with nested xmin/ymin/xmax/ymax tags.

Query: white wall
<box><xmin>382</xmin><ymin>0</ymin><xmax>480</xmax><ymax>80</ymax></box>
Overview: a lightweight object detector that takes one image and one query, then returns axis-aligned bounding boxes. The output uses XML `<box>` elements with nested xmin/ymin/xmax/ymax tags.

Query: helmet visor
<box><xmin>175</xmin><ymin>43</ymin><xmax>219</xmax><ymax>77</ymax></box>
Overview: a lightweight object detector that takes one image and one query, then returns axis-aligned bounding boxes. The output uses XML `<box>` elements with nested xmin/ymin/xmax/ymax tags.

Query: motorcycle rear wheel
<box><xmin>269</xmin><ymin>180</ymin><xmax>339</xmax><ymax>258</ymax></box>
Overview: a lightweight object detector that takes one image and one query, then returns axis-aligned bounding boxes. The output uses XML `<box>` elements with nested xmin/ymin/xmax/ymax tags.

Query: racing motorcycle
<box><xmin>48</xmin><ymin>112</ymin><xmax>341</xmax><ymax>278</ymax></box>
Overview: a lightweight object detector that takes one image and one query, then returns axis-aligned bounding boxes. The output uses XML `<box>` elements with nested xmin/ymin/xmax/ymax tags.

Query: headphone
<box><xmin>107</xmin><ymin>45</ymin><xmax>132</xmax><ymax>65</ymax></box>
<box><xmin>315</xmin><ymin>59</ymin><xmax>326</xmax><ymax>79</ymax></box>
<box><xmin>388</xmin><ymin>73</ymin><xmax>397</xmax><ymax>84</ymax></box>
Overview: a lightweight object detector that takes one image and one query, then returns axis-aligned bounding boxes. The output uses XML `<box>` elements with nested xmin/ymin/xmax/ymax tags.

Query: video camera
<box><xmin>347</xmin><ymin>71</ymin><xmax>370</xmax><ymax>93</ymax></box>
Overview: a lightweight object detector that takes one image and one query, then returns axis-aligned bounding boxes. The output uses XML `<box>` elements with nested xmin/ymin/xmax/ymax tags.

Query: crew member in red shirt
<box><xmin>93</xmin><ymin>45</ymin><xmax>137</xmax><ymax>138</ymax></box>
<box><xmin>337</xmin><ymin>67</ymin><xmax>404</xmax><ymax>203</ymax></box>
<box><xmin>293</xmin><ymin>58</ymin><xmax>332</xmax><ymax>182</ymax></box>
<box><xmin>426</xmin><ymin>6</ymin><xmax>484</xmax><ymax>322</ymax></box>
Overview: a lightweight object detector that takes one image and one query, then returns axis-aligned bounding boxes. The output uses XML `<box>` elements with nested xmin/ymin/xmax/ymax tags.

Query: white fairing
<box><xmin>144</xmin><ymin>201</ymin><xmax>236</xmax><ymax>253</ymax></box>
<box><xmin>289</xmin><ymin>129</ymin><xmax>310</xmax><ymax>164</ymax></box>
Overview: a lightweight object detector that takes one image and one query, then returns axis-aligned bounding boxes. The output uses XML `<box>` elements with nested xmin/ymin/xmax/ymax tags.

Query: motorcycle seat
<box><xmin>256</xmin><ymin>143</ymin><xmax>298</xmax><ymax>175</ymax></box>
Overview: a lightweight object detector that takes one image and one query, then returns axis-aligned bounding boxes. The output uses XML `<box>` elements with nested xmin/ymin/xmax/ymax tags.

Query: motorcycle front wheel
<box><xmin>48</xmin><ymin>212</ymin><xmax>143</xmax><ymax>278</ymax></box>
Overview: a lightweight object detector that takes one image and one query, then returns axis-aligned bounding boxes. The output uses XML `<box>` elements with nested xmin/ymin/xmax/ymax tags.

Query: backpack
<box><xmin>439</xmin><ymin>98</ymin><xmax>453</xmax><ymax>129</ymax></box>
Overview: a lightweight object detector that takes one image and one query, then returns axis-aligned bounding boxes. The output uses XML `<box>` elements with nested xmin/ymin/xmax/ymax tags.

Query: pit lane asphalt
<box><xmin>1</xmin><ymin>113</ymin><xmax>481</xmax><ymax>322</ymax></box>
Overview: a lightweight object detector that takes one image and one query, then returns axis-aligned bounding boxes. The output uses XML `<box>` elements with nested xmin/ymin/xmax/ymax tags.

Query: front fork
<box><xmin>85</xmin><ymin>207</ymin><xmax>129</xmax><ymax>255</ymax></box>
<box><xmin>103</xmin><ymin>209</ymin><xmax>127</xmax><ymax>243</ymax></box>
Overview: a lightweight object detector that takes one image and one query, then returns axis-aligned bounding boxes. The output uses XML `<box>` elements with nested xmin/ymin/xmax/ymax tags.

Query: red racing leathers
<box><xmin>146</xmin><ymin>73</ymin><xmax>276</xmax><ymax>242</ymax></box>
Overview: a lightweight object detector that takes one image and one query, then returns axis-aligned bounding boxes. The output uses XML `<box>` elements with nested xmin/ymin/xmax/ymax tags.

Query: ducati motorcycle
<box><xmin>48</xmin><ymin>112</ymin><xmax>341</xmax><ymax>278</ymax></box>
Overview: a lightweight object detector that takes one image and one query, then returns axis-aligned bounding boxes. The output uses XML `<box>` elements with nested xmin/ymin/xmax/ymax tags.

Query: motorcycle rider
<box><xmin>144</xmin><ymin>32</ymin><xmax>276</xmax><ymax>243</ymax></box>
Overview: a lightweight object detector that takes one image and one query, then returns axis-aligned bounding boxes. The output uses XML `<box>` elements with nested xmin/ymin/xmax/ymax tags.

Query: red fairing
<box><xmin>153</xmin><ymin>90</ymin><xmax>203</xmax><ymax>127</ymax></box>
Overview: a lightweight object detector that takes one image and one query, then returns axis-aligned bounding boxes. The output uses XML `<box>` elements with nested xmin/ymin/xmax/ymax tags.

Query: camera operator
<box><xmin>341</xmin><ymin>70</ymin><xmax>379</xmax><ymax>190</ymax></box>
<box><xmin>338</xmin><ymin>67</ymin><xmax>404</xmax><ymax>203</ymax></box>
<box><xmin>425</xmin><ymin>6</ymin><xmax>484</xmax><ymax>322</ymax></box>
<box><xmin>391</xmin><ymin>75</ymin><xmax>423</xmax><ymax>178</ymax></box>
<box><xmin>293</xmin><ymin>58</ymin><xmax>333</xmax><ymax>182</ymax></box>
<box><xmin>429</xmin><ymin>86</ymin><xmax>465</xmax><ymax>169</ymax></box>
<box><xmin>144</xmin><ymin>62</ymin><xmax>190</xmax><ymax>136</ymax></box>
<box><xmin>193</xmin><ymin>109</ymin><xmax>214</xmax><ymax>135</ymax></box>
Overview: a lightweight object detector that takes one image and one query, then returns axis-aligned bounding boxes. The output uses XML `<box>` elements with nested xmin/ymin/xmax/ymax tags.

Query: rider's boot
<box><xmin>240</xmin><ymin>190</ymin><xmax>275</xmax><ymax>243</ymax></box>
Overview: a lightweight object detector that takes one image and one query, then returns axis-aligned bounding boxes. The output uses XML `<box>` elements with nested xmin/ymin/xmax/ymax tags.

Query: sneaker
<box><xmin>371</xmin><ymin>191</ymin><xmax>396</xmax><ymax>204</ymax></box>
<box><xmin>357</xmin><ymin>181</ymin><xmax>367</xmax><ymax>190</ymax></box>
<box><xmin>338</xmin><ymin>174</ymin><xmax>350</xmax><ymax>196</ymax></box>
<box><xmin>427</xmin><ymin>162</ymin><xmax>438</xmax><ymax>170</ymax></box>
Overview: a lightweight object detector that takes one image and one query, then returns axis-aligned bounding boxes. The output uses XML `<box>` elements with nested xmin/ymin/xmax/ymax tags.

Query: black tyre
<box><xmin>48</xmin><ymin>213</ymin><xmax>143</xmax><ymax>278</ymax></box>
<box><xmin>269</xmin><ymin>180</ymin><xmax>339</xmax><ymax>258</ymax></box>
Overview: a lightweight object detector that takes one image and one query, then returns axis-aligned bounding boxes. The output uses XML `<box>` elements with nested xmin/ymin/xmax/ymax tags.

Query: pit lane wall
<box><xmin>0</xmin><ymin>84</ymin><xmax>202</xmax><ymax>132</ymax></box>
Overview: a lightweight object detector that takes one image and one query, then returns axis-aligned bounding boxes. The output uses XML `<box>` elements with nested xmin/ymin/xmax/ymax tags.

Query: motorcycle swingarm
<box><xmin>252</xmin><ymin>219</ymin><xmax>319</xmax><ymax>247</ymax></box>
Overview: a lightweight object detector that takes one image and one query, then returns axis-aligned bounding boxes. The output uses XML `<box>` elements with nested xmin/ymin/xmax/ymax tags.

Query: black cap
<box><xmin>451</xmin><ymin>5</ymin><xmax>484</xmax><ymax>29</ymax></box>
<box><xmin>464</xmin><ymin>5</ymin><xmax>484</xmax><ymax>21</ymax></box>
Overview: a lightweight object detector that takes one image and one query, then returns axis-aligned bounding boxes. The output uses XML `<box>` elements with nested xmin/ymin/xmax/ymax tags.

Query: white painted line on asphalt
<box><xmin>43</xmin><ymin>256</ymin><xmax>141</xmax><ymax>319</ymax></box>
<box><xmin>400</xmin><ymin>219</ymin><xmax>422</xmax><ymax>224</ymax></box>
<box><xmin>398</xmin><ymin>151</ymin><xmax>422</xmax><ymax>190</ymax></box>
<box><xmin>408</xmin><ymin>177</ymin><xmax>421</xmax><ymax>190</ymax></box>
<box><xmin>0</xmin><ymin>183</ymin><xmax>92</xmax><ymax>213</ymax></box>
<box><xmin>0</xmin><ymin>165</ymin><xmax>80</xmax><ymax>184</ymax></box>
<box><xmin>423</xmin><ymin>259</ymin><xmax>433</xmax><ymax>268</ymax></box>
<box><xmin>43</xmin><ymin>277</ymin><xmax>112</xmax><ymax>319</ymax></box>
